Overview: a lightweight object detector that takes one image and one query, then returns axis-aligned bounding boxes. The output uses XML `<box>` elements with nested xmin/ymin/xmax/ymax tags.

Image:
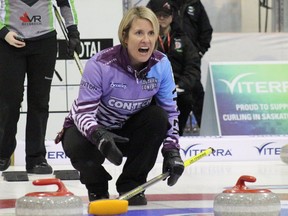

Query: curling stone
<box><xmin>213</xmin><ymin>175</ymin><xmax>281</xmax><ymax>216</ymax></box>
<box><xmin>280</xmin><ymin>144</ymin><xmax>288</xmax><ymax>164</ymax></box>
<box><xmin>16</xmin><ymin>178</ymin><xmax>83</xmax><ymax>216</ymax></box>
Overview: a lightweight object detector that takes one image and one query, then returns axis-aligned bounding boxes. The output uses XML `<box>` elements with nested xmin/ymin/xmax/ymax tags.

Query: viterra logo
<box><xmin>180</xmin><ymin>144</ymin><xmax>232</xmax><ymax>157</ymax></box>
<box><xmin>218</xmin><ymin>73</ymin><xmax>288</xmax><ymax>94</ymax></box>
<box><xmin>254</xmin><ymin>142</ymin><xmax>282</xmax><ymax>156</ymax></box>
<box><xmin>20</xmin><ymin>12</ymin><xmax>41</xmax><ymax>24</ymax></box>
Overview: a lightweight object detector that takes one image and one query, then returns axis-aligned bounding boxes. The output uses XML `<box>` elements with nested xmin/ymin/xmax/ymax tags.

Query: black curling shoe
<box><xmin>120</xmin><ymin>192</ymin><xmax>147</xmax><ymax>206</ymax></box>
<box><xmin>88</xmin><ymin>191</ymin><xmax>109</xmax><ymax>202</ymax></box>
<box><xmin>26</xmin><ymin>162</ymin><xmax>53</xmax><ymax>174</ymax></box>
<box><xmin>0</xmin><ymin>158</ymin><xmax>11</xmax><ymax>171</ymax></box>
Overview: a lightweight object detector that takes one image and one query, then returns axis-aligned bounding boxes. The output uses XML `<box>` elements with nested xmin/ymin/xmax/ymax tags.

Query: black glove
<box><xmin>162</xmin><ymin>149</ymin><xmax>184</xmax><ymax>186</ymax></box>
<box><xmin>67</xmin><ymin>25</ymin><xmax>81</xmax><ymax>57</ymax></box>
<box><xmin>91</xmin><ymin>128</ymin><xmax>129</xmax><ymax>166</ymax></box>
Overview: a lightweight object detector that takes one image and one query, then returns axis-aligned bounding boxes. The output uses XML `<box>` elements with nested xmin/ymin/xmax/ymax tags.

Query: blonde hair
<box><xmin>118</xmin><ymin>6</ymin><xmax>159</xmax><ymax>49</ymax></box>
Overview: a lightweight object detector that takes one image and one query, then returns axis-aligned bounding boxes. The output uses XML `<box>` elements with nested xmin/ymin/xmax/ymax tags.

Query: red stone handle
<box><xmin>25</xmin><ymin>178</ymin><xmax>74</xmax><ymax>197</ymax></box>
<box><xmin>224</xmin><ymin>175</ymin><xmax>271</xmax><ymax>193</ymax></box>
<box><xmin>235</xmin><ymin>175</ymin><xmax>256</xmax><ymax>189</ymax></box>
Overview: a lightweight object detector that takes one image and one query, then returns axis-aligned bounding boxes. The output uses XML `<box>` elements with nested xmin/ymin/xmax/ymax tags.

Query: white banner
<box><xmin>179</xmin><ymin>136</ymin><xmax>288</xmax><ymax>162</ymax></box>
<box><xmin>14</xmin><ymin>136</ymin><xmax>288</xmax><ymax>166</ymax></box>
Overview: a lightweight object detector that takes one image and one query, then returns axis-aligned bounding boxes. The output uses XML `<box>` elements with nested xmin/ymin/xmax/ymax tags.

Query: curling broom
<box><xmin>53</xmin><ymin>5</ymin><xmax>83</xmax><ymax>75</ymax></box>
<box><xmin>88</xmin><ymin>147</ymin><xmax>215</xmax><ymax>215</ymax></box>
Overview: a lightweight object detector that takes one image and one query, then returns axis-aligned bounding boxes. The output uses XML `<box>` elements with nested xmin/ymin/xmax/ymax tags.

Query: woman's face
<box><xmin>124</xmin><ymin>18</ymin><xmax>157</xmax><ymax>68</ymax></box>
<box><xmin>156</xmin><ymin>12</ymin><xmax>173</xmax><ymax>30</ymax></box>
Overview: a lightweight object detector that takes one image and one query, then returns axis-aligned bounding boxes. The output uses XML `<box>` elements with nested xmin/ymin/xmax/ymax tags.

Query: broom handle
<box><xmin>53</xmin><ymin>5</ymin><xmax>83</xmax><ymax>75</ymax></box>
<box><xmin>118</xmin><ymin>147</ymin><xmax>214</xmax><ymax>200</ymax></box>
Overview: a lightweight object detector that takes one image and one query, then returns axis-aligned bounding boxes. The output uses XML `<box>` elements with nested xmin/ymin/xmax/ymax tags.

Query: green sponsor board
<box><xmin>201</xmin><ymin>62</ymin><xmax>288</xmax><ymax>136</ymax></box>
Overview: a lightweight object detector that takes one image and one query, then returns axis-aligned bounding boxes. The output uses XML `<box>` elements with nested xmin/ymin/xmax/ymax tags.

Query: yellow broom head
<box><xmin>88</xmin><ymin>199</ymin><xmax>128</xmax><ymax>215</ymax></box>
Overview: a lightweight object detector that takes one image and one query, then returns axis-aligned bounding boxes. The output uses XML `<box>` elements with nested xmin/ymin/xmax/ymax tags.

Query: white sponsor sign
<box><xmin>14</xmin><ymin>136</ymin><xmax>288</xmax><ymax>166</ymax></box>
<box><xmin>14</xmin><ymin>141</ymin><xmax>70</xmax><ymax>166</ymax></box>
<box><xmin>179</xmin><ymin>136</ymin><xmax>288</xmax><ymax>162</ymax></box>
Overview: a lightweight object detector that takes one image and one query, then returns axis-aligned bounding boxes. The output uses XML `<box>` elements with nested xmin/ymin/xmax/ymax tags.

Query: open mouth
<box><xmin>139</xmin><ymin>47</ymin><xmax>149</xmax><ymax>53</ymax></box>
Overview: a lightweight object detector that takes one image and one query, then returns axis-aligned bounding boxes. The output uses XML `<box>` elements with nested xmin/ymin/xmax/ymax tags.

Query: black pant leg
<box><xmin>62</xmin><ymin>126</ymin><xmax>112</xmax><ymax>193</ymax></box>
<box><xmin>25</xmin><ymin>37</ymin><xmax>57</xmax><ymax>167</ymax></box>
<box><xmin>0</xmin><ymin>40</ymin><xmax>26</xmax><ymax>159</ymax></box>
<box><xmin>192</xmin><ymin>81</ymin><xmax>205</xmax><ymax>127</ymax></box>
<box><xmin>115</xmin><ymin>105</ymin><xmax>169</xmax><ymax>193</ymax></box>
<box><xmin>177</xmin><ymin>95</ymin><xmax>193</xmax><ymax>136</ymax></box>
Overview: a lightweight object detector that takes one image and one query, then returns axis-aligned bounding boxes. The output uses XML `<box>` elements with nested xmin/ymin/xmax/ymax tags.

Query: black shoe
<box><xmin>88</xmin><ymin>191</ymin><xmax>109</xmax><ymax>202</ymax></box>
<box><xmin>120</xmin><ymin>192</ymin><xmax>147</xmax><ymax>206</ymax></box>
<box><xmin>0</xmin><ymin>158</ymin><xmax>11</xmax><ymax>171</ymax></box>
<box><xmin>26</xmin><ymin>162</ymin><xmax>53</xmax><ymax>174</ymax></box>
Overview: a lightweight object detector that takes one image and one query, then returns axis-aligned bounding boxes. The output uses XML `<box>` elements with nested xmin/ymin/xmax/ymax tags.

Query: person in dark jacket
<box><xmin>171</xmin><ymin>0</ymin><xmax>213</xmax><ymax>129</ymax></box>
<box><xmin>147</xmin><ymin>0</ymin><xmax>203</xmax><ymax>135</ymax></box>
<box><xmin>172</xmin><ymin>0</ymin><xmax>213</xmax><ymax>57</ymax></box>
<box><xmin>0</xmin><ymin>0</ymin><xmax>81</xmax><ymax>174</ymax></box>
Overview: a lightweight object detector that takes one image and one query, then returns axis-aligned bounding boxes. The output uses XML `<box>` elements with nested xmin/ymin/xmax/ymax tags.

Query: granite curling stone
<box><xmin>280</xmin><ymin>144</ymin><xmax>288</xmax><ymax>164</ymax></box>
<box><xmin>213</xmin><ymin>175</ymin><xmax>281</xmax><ymax>216</ymax></box>
<box><xmin>16</xmin><ymin>178</ymin><xmax>83</xmax><ymax>216</ymax></box>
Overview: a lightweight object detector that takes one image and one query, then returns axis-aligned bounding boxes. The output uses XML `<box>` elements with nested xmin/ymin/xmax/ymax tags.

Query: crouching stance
<box><xmin>58</xmin><ymin>6</ymin><xmax>184</xmax><ymax>206</ymax></box>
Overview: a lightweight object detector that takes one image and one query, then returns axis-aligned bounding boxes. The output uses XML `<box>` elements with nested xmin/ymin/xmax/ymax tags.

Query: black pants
<box><xmin>0</xmin><ymin>36</ymin><xmax>57</xmax><ymax>168</ymax></box>
<box><xmin>62</xmin><ymin>105</ymin><xmax>169</xmax><ymax>194</ymax></box>
<box><xmin>177</xmin><ymin>80</ymin><xmax>204</xmax><ymax>135</ymax></box>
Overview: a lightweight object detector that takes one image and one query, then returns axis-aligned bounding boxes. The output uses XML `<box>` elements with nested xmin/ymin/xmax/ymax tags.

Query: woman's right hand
<box><xmin>4</xmin><ymin>32</ymin><xmax>26</xmax><ymax>48</ymax></box>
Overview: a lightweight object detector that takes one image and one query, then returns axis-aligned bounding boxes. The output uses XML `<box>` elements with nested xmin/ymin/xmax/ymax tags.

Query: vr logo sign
<box><xmin>20</xmin><ymin>12</ymin><xmax>41</xmax><ymax>23</ymax></box>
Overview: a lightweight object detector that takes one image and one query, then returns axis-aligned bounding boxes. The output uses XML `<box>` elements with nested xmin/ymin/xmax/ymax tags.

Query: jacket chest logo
<box><xmin>187</xmin><ymin>6</ymin><xmax>195</xmax><ymax>16</ymax></box>
<box><xmin>142</xmin><ymin>78</ymin><xmax>158</xmax><ymax>91</ymax></box>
